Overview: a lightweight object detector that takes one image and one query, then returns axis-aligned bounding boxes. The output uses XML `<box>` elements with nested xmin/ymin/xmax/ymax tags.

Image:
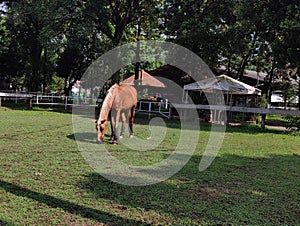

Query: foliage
<box><xmin>49</xmin><ymin>74</ymin><xmax>65</xmax><ymax>93</ymax></box>
<box><xmin>0</xmin><ymin>0</ymin><xmax>299</xmax><ymax>98</ymax></box>
<box><xmin>0</xmin><ymin>0</ymin><xmax>163</xmax><ymax>93</ymax></box>
<box><xmin>162</xmin><ymin>0</ymin><xmax>300</xmax><ymax>105</ymax></box>
<box><xmin>162</xmin><ymin>0</ymin><xmax>237</xmax><ymax>68</ymax></box>
<box><xmin>283</xmin><ymin>115</ymin><xmax>300</xmax><ymax>133</ymax></box>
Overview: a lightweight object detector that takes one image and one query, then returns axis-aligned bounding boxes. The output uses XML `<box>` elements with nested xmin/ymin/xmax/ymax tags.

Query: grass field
<box><xmin>0</xmin><ymin>106</ymin><xmax>299</xmax><ymax>225</ymax></box>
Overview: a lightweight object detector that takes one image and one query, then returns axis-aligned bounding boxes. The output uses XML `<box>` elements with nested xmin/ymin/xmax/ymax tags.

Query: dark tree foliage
<box><xmin>0</xmin><ymin>0</ymin><xmax>299</xmax><ymax>100</ymax></box>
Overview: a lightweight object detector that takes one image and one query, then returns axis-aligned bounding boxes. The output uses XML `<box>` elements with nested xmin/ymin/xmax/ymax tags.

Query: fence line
<box><xmin>1</xmin><ymin>91</ymin><xmax>300</xmax><ymax>121</ymax></box>
<box><xmin>0</xmin><ymin>91</ymin><xmax>98</xmax><ymax>110</ymax></box>
<box><xmin>172</xmin><ymin>104</ymin><xmax>300</xmax><ymax>117</ymax></box>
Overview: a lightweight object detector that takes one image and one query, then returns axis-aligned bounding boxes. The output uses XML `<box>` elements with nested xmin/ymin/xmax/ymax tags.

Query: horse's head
<box><xmin>95</xmin><ymin>119</ymin><xmax>107</xmax><ymax>144</ymax></box>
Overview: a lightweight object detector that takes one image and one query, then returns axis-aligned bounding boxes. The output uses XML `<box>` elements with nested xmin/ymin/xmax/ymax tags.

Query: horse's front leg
<box><xmin>110</xmin><ymin>111</ymin><xmax>116</xmax><ymax>141</ymax></box>
<box><xmin>109</xmin><ymin>111</ymin><xmax>114</xmax><ymax>140</ymax></box>
<box><xmin>112</xmin><ymin>110</ymin><xmax>120</xmax><ymax>144</ymax></box>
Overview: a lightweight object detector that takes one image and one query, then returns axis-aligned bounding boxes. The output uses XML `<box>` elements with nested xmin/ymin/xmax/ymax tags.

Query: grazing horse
<box><xmin>96</xmin><ymin>84</ymin><xmax>137</xmax><ymax>144</ymax></box>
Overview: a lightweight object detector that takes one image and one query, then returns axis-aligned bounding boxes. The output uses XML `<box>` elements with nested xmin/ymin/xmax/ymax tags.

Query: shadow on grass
<box><xmin>78</xmin><ymin>153</ymin><xmax>300</xmax><ymax>225</ymax></box>
<box><xmin>225</xmin><ymin>123</ymin><xmax>288</xmax><ymax>135</ymax></box>
<box><xmin>116</xmin><ymin>114</ymin><xmax>290</xmax><ymax>135</ymax></box>
<box><xmin>69</xmin><ymin>123</ymin><xmax>288</xmax><ymax>146</ymax></box>
<box><xmin>68</xmin><ymin>124</ymin><xmax>290</xmax><ymax>151</ymax></box>
<box><xmin>67</xmin><ymin>133</ymin><xmax>99</xmax><ymax>144</ymax></box>
<box><xmin>1</xmin><ymin>105</ymin><xmax>291</xmax><ymax>136</ymax></box>
<box><xmin>0</xmin><ymin>219</ymin><xmax>15</xmax><ymax>226</ymax></box>
<box><xmin>0</xmin><ymin>180</ymin><xmax>146</xmax><ymax>225</ymax></box>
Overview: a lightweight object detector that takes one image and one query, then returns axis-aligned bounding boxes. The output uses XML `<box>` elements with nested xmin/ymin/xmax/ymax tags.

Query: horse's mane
<box><xmin>98</xmin><ymin>84</ymin><xmax>119</xmax><ymax>122</ymax></box>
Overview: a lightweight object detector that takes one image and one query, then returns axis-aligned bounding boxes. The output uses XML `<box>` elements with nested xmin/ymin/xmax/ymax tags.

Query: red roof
<box><xmin>122</xmin><ymin>70</ymin><xmax>166</xmax><ymax>88</ymax></box>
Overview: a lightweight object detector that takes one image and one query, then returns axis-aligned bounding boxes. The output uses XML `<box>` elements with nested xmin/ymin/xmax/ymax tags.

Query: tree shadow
<box><xmin>70</xmin><ymin>109</ymin><xmax>290</xmax><ymax>138</ymax></box>
<box><xmin>68</xmin><ymin>122</ymin><xmax>290</xmax><ymax>147</ymax></box>
<box><xmin>78</xmin><ymin>153</ymin><xmax>300</xmax><ymax>225</ymax></box>
<box><xmin>67</xmin><ymin>132</ymin><xmax>100</xmax><ymax>144</ymax></box>
<box><xmin>0</xmin><ymin>219</ymin><xmax>15</xmax><ymax>226</ymax></box>
<box><xmin>0</xmin><ymin>180</ymin><xmax>146</xmax><ymax>225</ymax></box>
<box><xmin>225</xmin><ymin>123</ymin><xmax>288</xmax><ymax>134</ymax></box>
<box><xmin>134</xmin><ymin>116</ymin><xmax>289</xmax><ymax>135</ymax></box>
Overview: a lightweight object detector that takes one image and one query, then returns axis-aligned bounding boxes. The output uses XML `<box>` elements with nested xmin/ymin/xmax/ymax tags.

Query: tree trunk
<box><xmin>237</xmin><ymin>32</ymin><xmax>258</xmax><ymax>80</ymax></box>
<box><xmin>298</xmin><ymin>81</ymin><xmax>300</xmax><ymax>110</ymax></box>
<box><xmin>64</xmin><ymin>76</ymin><xmax>68</xmax><ymax>95</ymax></box>
<box><xmin>41</xmin><ymin>48</ymin><xmax>47</xmax><ymax>93</ymax></box>
<box><xmin>28</xmin><ymin>36</ymin><xmax>42</xmax><ymax>92</ymax></box>
<box><xmin>135</xmin><ymin>21</ymin><xmax>141</xmax><ymax>81</ymax></box>
<box><xmin>267</xmin><ymin>61</ymin><xmax>276</xmax><ymax>107</ymax></box>
<box><xmin>227</xmin><ymin>55</ymin><xmax>232</xmax><ymax>77</ymax></box>
<box><xmin>237</xmin><ymin>54</ymin><xmax>250</xmax><ymax>80</ymax></box>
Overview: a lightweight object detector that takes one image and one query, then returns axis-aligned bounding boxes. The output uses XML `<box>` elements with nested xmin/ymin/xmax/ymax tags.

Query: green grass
<box><xmin>0</xmin><ymin>107</ymin><xmax>299</xmax><ymax>225</ymax></box>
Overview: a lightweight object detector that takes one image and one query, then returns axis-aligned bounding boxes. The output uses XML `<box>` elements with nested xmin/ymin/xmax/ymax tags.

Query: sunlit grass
<box><xmin>0</xmin><ymin>107</ymin><xmax>299</xmax><ymax>225</ymax></box>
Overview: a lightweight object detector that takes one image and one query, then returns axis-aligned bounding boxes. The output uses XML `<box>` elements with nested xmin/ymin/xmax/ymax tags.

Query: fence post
<box><xmin>65</xmin><ymin>96</ymin><xmax>68</xmax><ymax>111</ymax></box>
<box><xmin>148</xmin><ymin>102</ymin><xmax>151</xmax><ymax>118</ymax></box>
<box><xmin>168</xmin><ymin>103</ymin><xmax>172</xmax><ymax>119</ymax></box>
<box><xmin>29</xmin><ymin>97</ymin><xmax>32</xmax><ymax>109</ymax></box>
<box><xmin>261</xmin><ymin>114</ymin><xmax>266</xmax><ymax>129</ymax></box>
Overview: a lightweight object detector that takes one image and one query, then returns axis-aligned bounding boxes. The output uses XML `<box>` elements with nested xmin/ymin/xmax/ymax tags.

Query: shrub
<box><xmin>283</xmin><ymin>115</ymin><xmax>300</xmax><ymax>132</ymax></box>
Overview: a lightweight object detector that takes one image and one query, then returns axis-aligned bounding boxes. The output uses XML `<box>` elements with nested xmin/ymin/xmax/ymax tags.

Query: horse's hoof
<box><xmin>130</xmin><ymin>135</ymin><xmax>134</xmax><ymax>138</ymax></box>
<box><xmin>112</xmin><ymin>140</ymin><xmax>118</xmax><ymax>145</ymax></box>
<box><xmin>119</xmin><ymin>135</ymin><xmax>124</xmax><ymax>139</ymax></box>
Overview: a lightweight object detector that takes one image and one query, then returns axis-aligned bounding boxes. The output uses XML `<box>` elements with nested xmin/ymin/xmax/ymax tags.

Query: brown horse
<box><xmin>96</xmin><ymin>84</ymin><xmax>137</xmax><ymax>144</ymax></box>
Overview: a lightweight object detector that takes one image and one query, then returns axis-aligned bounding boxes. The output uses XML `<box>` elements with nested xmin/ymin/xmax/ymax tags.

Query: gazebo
<box><xmin>183</xmin><ymin>74</ymin><xmax>261</xmax><ymax>95</ymax></box>
<box><xmin>183</xmin><ymin>75</ymin><xmax>261</xmax><ymax>123</ymax></box>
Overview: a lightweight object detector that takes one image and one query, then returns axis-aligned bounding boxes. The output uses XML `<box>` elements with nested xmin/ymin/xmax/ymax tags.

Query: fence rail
<box><xmin>172</xmin><ymin>104</ymin><xmax>300</xmax><ymax>117</ymax></box>
<box><xmin>136</xmin><ymin>100</ymin><xmax>171</xmax><ymax>119</ymax></box>
<box><xmin>0</xmin><ymin>91</ymin><xmax>98</xmax><ymax>110</ymax></box>
<box><xmin>1</xmin><ymin>91</ymin><xmax>300</xmax><ymax>122</ymax></box>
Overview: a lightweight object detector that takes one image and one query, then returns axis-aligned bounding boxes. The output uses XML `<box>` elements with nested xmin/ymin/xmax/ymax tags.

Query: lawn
<box><xmin>0</xmin><ymin>106</ymin><xmax>299</xmax><ymax>225</ymax></box>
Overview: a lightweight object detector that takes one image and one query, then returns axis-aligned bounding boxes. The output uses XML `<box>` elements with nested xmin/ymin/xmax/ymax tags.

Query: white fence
<box><xmin>0</xmin><ymin>91</ymin><xmax>173</xmax><ymax>118</ymax></box>
<box><xmin>0</xmin><ymin>91</ymin><xmax>98</xmax><ymax>110</ymax></box>
<box><xmin>172</xmin><ymin>104</ymin><xmax>300</xmax><ymax>117</ymax></box>
<box><xmin>1</xmin><ymin>91</ymin><xmax>300</xmax><ymax>122</ymax></box>
<box><xmin>136</xmin><ymin>100</ymin><xmax>171</xmax><ymax>119</ymax></box>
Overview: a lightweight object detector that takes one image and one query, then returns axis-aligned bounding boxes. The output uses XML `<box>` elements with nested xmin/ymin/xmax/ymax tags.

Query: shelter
<box><xmin>183</xmin><ymin>75</ymin><xmax>262</xmax><ymax>123</ymax></box>
<box><xmin>122</xmin><ymin>70</ymin><xmax>167</xmax><ymax>101</ymax></box>
<box><xmin>183</xmin><ymin>74</ymin><xmax>261</xmax><ymax>95</ymax></box>
<box><xmin>122</xmin><ymin>70</ymin><xmax>166</xmax><ymax>88</ymax></box>
<box><xmin>149</xmin><ymin>64</ymin><xmax>193</xmax><ymax>87</ymax></box>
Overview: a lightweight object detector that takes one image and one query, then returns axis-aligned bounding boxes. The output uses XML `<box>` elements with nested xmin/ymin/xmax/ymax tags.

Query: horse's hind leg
<box><xmin>128</xmin><ymin>106</ymin><xmax>136</xmax><ymax>138</ymax></box>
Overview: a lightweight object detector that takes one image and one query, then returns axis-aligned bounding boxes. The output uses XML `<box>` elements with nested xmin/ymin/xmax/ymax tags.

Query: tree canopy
<box><xmin>0</xmin><ymin>0</ymin><xmax>299</xmax><ymax>104</ymax></box>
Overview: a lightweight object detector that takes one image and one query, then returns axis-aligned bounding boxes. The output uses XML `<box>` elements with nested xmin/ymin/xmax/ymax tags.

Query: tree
<box><xmin>162</xmin><ymin>0</ymin><xmax>237</xmax><ymax>68</ymax></box>
<box><xmin>1</xmin><ymin>0</ymin><xmax>164</xmax><ymax>93</ymax></box>
<box><xmin>261</xmin><ymin>0</ymin><xmax>300</xmax><ymax>107</ymax></box>
<box><xmin>82</xmin><ymin>0</ymin><xmax>163</xmax><ymax>85</ymax></box>
<box><xmin>0</xmin><ymin>0</ymin><xmax>59</xmax><ymax>91</ymax></box>
<box><xmin>83</xmin><ymin>0</ymin><xmax>162</xmax><ymax>46</ymax></box>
